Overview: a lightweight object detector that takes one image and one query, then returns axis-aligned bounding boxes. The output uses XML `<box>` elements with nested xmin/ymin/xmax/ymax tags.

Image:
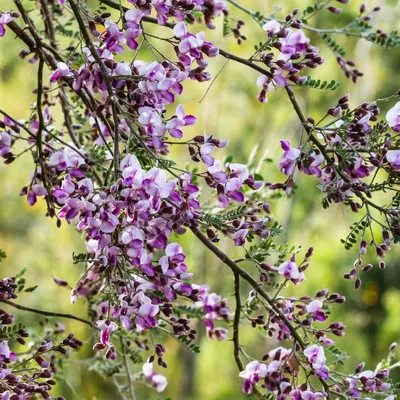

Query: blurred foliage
<box><xmin>1</xmin><ymin>0</ymin><xmax>400</xmax><ymax>399</ymax></box>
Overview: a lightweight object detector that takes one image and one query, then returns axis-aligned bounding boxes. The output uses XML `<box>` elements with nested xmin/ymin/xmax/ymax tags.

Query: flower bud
<box><xmin>355</xmin><ymin>278</ymin><xmax>362</xmax><ymax>290</ymax></box>
<box><xmin>362</xmin><ymin>264</ymin><xmax>373</xmax><ymax>272</ymax></box>
<box><xmin>355</xmin><ymin>362</ymin><xmax>365</xmax><ymax>374</ymax></box>
<box><xmin>316</xmin><ymin>289</ymin><xmax>328</xmax><ymax>298</ymax></box>
<box><xmin>328</xmin><ymin>6</ymin><xmax>343</xmax><ymax>14</ymax></box>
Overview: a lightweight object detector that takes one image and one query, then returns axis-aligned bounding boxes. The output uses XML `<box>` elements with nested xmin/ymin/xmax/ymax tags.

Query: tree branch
<box><xmin>67</xmin><ymin>0</ymin><xmax>121</xmax><ymax>179</ymax></box>
<box><xmin>190</xmin><ymin>226</ymin><xmax>331</xmax><ymax>397</ymax></box>
<box><xmin>0</xmin><ymin>299</ymin><xmax>96</xmax><ymax>328</ymax></box>
<box><xmin>232</xmin><ymin>272</ymin><xmax>244</xmax><ymax>371</ymax></box>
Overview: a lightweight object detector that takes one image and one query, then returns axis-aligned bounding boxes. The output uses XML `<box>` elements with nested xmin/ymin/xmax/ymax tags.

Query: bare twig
<box><xmin>0</xmin><ymin>299</ymin><xmax>96</xmax><ymax>329</ymax></box>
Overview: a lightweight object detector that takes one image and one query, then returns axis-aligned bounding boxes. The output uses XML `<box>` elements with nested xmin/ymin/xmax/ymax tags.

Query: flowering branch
<box><xmin>0</xmin><ymin>0</ymin><xmax>399</xmax><ymax>398</ymax></box>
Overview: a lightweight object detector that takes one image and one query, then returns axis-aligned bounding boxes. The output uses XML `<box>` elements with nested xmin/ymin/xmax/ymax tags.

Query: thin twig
<box><xmin>0</xmin><ymin>299</ymin><xmax>96</xmax><ymax>328</ymax></box>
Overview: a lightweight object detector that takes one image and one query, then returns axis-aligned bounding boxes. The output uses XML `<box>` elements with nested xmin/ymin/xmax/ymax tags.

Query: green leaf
<box><xmin>25</xmin><ymin>285</ymin><xmax>38</xmax><ymax>293</ymax></box>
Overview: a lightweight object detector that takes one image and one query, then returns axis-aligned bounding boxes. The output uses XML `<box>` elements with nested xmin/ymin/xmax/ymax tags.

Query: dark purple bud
<box><xmin>355</xmin><ymin>278</ymin><xmax>362</xmax><ymax>290</ymax></box>
<box><xmin>316</xmin><ymin>289</ymin><xmax>328</xmax><ymax>297</ymax></box>
<box><xmin>362</xmin><ymin>264</ymin><xmax>373</xmax><ymax>272</ymax></box>
<box><xmin>328</xmin><ymin>6</ymin><xmax>343</xmax><ymax>14</ymax></box>
<box><xmin>355</xmin><ymin>362</ymin><xmax>365</xmax><ymax>374</ymax></box>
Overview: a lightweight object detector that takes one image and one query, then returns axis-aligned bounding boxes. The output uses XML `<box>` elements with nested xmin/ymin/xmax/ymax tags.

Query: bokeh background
<box><xmin>1</xmin><ymin>0</ymin><xmax>400</xmax><ymax>398</ymax></box>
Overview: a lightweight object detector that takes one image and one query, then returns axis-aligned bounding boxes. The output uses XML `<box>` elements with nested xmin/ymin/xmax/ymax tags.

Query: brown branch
<box><xmin>190</xmin><ymin>226</ymin><xmax>305</xmax><ymax>347</ymax></box>
<box><xmin>285</xmin><ymin>85</ymin><xmax>390</xmax><ymax>216</ymax></box>
<box><xmin>0</xmin><ymin>299</ymin><xmax>96</xmax><ymax>329</ymax></box>
<box><xmin>39</xmin><ymin>0</ymin><xmax>57</xmax><ymax>48</ymax></box>
<box><xmin>67</xmin><ymin>0</ymin><xmax>120</xmax><ymax>179</ymax></box>
<box><xmin>190</xmin><ymin>226</ymin><xmax>331</xmax><ymax>397</ymax></box>
<box><xmin>232</xmin><ymin>272</ymin><xmax>244</xmax><ymax>371</ymax></box>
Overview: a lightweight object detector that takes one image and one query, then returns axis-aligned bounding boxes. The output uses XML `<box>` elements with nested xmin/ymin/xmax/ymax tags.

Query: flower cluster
<box><xmin>257</xmin><ymin>15</ymin><xmax>324</xmax><ymax>103</ymax></box>
<box><xmin>272</xmin><ymin>94</ymin><xmax>400</xmax><ymax>284</ymax></box>
<box><xmin>0</xmin><ymin>276</ymin><xmax>82</xmax><ymax>399</ymax></box>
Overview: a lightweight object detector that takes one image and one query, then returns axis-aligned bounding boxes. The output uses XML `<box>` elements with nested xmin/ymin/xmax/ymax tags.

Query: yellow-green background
<box><xmin>0</xmin><ymin>0</ymin><xmax>400</xmax><ymax>398</ymax></box>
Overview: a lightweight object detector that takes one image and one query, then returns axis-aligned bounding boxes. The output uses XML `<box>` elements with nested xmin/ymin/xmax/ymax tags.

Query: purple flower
<box><xmin>165</xmin><ymin>104</ymin><xmax>196</xmax><ymax>138</ymax></box>
<box><xmin>278</xmin><ymin>260</ymin><xmax>305</xmax><ymax>283</ymax></box>
<box><xmin>0</xmin><ymin>341</ymin><xmax>16</xmax><ymax>362</ymax></box>
<box><xmin>138</xmin><ymin>107</ymin><xmax>166</xmax><ymax>145</ymax></box>
<box><xmin>231</xmin><ymin>228</ymin><xmax>248</xmax><ymax>246</ymax></box>
<box><xmin>102</xmin><ymin>20</ymin><xmax>126</xmax><ymax>53</ymax></box>
<box><xmin>200</xmin><ymin>143</ymin><xmax>216</xmax><ymax>166</ymax></box>
<box><xmin>386</xmin><ymin>150</ymin><xmax>400</xmax><ymax>172</ymax></box>
<box><xmin>386</xmin><ymin>102</ymin><xmax>400</xmax><ymax>132</ymax></box>
<box><xmin>263</xmin><ymin>20</ymin><xmax>281</xmax><ymax>35</ymax></box>
<box><xmin>279</xmin><ymin>140</ymin><xmax>301</xmax><ymax>176</ymax></box>
<box><xmin>300</xmin><ymin>151</ymin><xmax>324</xmax><ymax>177</ymax></box>
<box><xmin>142</xmin><ymin>362</ymin><xmax>168</xmax><ymax>392</ymax></box>
<box><xmin>306</xmin><ymin>300</ymin><xmax>327</xmax><ymax>321</ymax></box>
<box><xmin>0</xmin><ymin>13</ymin><xmax>14</xmax><ymax>37</ymax></box>
<box><xmin>27</xmin><ymin>184</ymin><xmax>47</xmax><ymax>206</ymax></box>
<box><xmin>49</xmin><ymin>62</ymin><xmax>73</xmax><ymax>83</ymax></box>
<box><xmin>97</xmin><ymin>319</ymin><xmax>118</xmax><ymax>346</ymax></box>
<box><xmin>120</xmin><ymin>315</ymin><xmax>132</xmax><ymax>331</ymax></box>
<box><xmin>346</xmin><ymin>157</ymin><xmax>373</xmax><ymax>180</ymax></box>
<box><xmin>239</xmin><ymin>361</ymin><xmax>268</xmax><ymax>394</ymax></box>
<box><xmin>124</xmin><ymin>9</ymin><xmax>143</xmax><ymax>50</ymax></box>
<box><xmin>256</xmin><ymin>75</ymin><xmax>273</xmax><ymax>103</ymax></box>
<box><xmin>304</xmin><ymin>344</ymin><xmax>327</xmax><ymax>370</ymax></box>
<box><xmin>281</xmin><ymin>30</ymin><xmax>311</xmax><ymax>57</ymax></box>
<box><xmin>0</xmin><ymin>132</ymin><xmax>11</xmax><ymax>156</ymax></box>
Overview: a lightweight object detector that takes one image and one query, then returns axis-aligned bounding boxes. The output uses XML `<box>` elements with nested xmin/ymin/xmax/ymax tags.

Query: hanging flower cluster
<box><xmin>0</xmin><ymin>277</ymin><xmax>82</xmax><ymax>399</ymax></box>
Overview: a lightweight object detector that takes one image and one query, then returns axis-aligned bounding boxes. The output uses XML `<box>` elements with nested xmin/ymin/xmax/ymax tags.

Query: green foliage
<box><xmin>223</xmin><ymin>17</ymin><xmax>231</xmax><ymax>38</ymax></box>
<box><xmin>176</xmin><ymin>335</ymin><xmax>201</xmax><ymax>353</ymax></box>
<box><xmin>0</xmin><ymin>249</ymin><xmax>6</xmax><ymax>262</ymax></box>
<box><xmin>327</xmin><ymin>345</ymin><xmax>349</xmax><ymax>366</ymax></box>
<box><xmin>354</xmin><ymin>20</ymin><xmax>373</xmax><ymax>32</ymax></box>
<box><xmin>367</xmin><ymin>30</ymin><xmax>400</xmax><ymax>48</ymax></box>
<box><xmin>224</xmin><ymin>155</ymin><xmax>233</xmax><ymax>165</ymax></box>
<box><xmin>72</xmin><ymin>252</ymin><xmax>95</xmax><ymax>264</ymax></box>
<box><xmin>88</xmin><ymin>146</ymin><xmax>108</xmax><ymax>167</ymax></box>
<box><xmin>0</xmin><ymin>322</ymin><xmax>26</xmax><ymax>340</ymax></box>
<box><xmin>300</xmin><ymin>76</ymin><xmax>341</xmax><ymax>91</ymax></box>
<box><xmin>246</xmin><ymin>222</ymin><xmax>297</xmax><ymax>263</ymax></box>
<box><xmin>200</xmin><ymin>205</ymin><xmax>249</xmax><ymax>228</ymax></box>
<box><xmin>129</xmin><ymin>348</ymin><xmax>144</xmax><ymax>365</ymax></box>
<box><xmin>24</xmin><ymin>285</ymin><xmax>38</xmax><ymax>292</ymax></box>
<box><xmin>89</xmin><ymin>359</ymin><xmax>123</xmax><ymax>377</ymax></box>
<box><xmin>55</xmin><ymin>22</ymin><xmax>80</xmax><ymax>39</ymax></box>
<box><xmin>321</xmin><ymin>34</ymin><xmax>346</xmax><ymax>57</ymax></box>
<box><xmin>322</xmin><ymin>195</ymin><xmax>333</xmax><ymax>210</ymax></box>
<box><xmin>173</xmin><ymin>305</ymin><xmax>206</xmax><ymax>319</ymax></box>
<box><xmin>253</xmin><ymin>11</ymin><xmax>266</xmax><ymax>25</ymax></box>
<box><xmin>340</xmin><ymin>218</ymin><xmax>369</xmax><ymax>250</ymax></box>
<box><xmin>94</xmin><ymin>4</ymin><xmax>110</xmax><ymax>14</ymax></box>
<box><xmin>392</xmin><ymin>193</ymin><xmax>400</xmax><ymax>210</ymax></box>
<box><xmin>301</xmin><ymin>3</ymin><xmax>326</xmax><ymax>22</ymax></box>
<box><xmin>15</xmin><ymin>267</ymin><xmax>28</xmax><ymax>292</ymax></box>
<box><xmin>262</xmin><ymin>394</ymin><xmax>276</xmax><ymax>400</ymax></box>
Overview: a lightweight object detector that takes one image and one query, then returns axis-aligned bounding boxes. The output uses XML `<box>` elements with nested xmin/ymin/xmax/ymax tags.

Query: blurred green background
<box><xmin>1</xmin><ymin>0</ymin><xmax>400</xmax><ymax>398</ymax></box>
